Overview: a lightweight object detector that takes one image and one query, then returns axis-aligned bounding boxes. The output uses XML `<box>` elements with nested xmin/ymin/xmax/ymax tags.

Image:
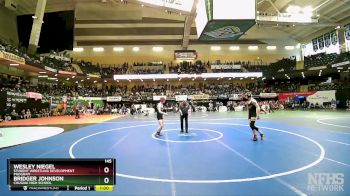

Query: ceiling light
<box><xmin>81</xmin><ymin>80</ymin><xmax>84</xmax><ymax>82</ymax></box>
<box><xmin>248</xmin><ymin>46</ymin><xmax>258</xmax><ymax>50</ymax></box>
<box><xmin>73</xmin><ymin>47</ymin><xmax>84</xmax><ymax>52</ymax></box>
<box><xmin>104</xmin><ymin>80</ymin><xmax>107</xmax><ymax>83</ymax></box>
<box><xmin>32</xmin><ymin>16</ymin><xmax>38</xmax><ymax>19</ymax></box>
<box><xmin>72</xmin><ymin>76</ymin><xmax>75</xmax><ymax>78</ymax></box>
<box><xmin>10</xmin><ymin>63</ymin><xmax>19</xmax><ymax>66</ymax></box>
<box><xmin>93</xmin><ymin>47</ymin><xmax>104</xmax><ymax>52</ymax></box>
<box><xmin>285</xmin><ymin>46</ymin><xmax>295</xmax><ymax>50</ymax></box>
<box><xmin>266</xmin><ymin>46</ymin><xmax>276</xmax><ymax>50</ymax></box>
<box><xmin>152</xmin><ymin>46</ymin><xmax>163</xmax><ymax>52</ymax></box>
<box><xmin>132</xmin><ymin>47</ymin><xmax>140</xmax><ymax>52</ymax></box>
<box><xmin>87</xmin><ymin>77</ymin><xmax>90</xmax><ymax>80</ymax></box>
<box><xmin>38</xmin><ymin>75</ymin><xmax>48</xmax><ymax>78</ymax></box>
<box><xmin>211</xmin><ymin>46</ymin><xmax>221</xmax><ymax>51</ymax></box>
<box><xmin>335</xmin><ymin>26</ymin><xmax>341</xmax><ymax>29</ymax></box>
<box><xmin>54</xmin><ymin>74</ymin><xmax>58</xmax><ymax>76</ymax></box>
<box><xmin>229</xmin><ymin>46</ymin><xmax>240</xmax><ymax>51</ymax></box>
<box><xmin>94</xmin><ymin>80</ymin><xmax>97</xmax><ymax>83</ymax></box>
<box><xmin>39</xmin><ymin>71</ymin><xmax>46</xmax><ymax>74</ymax></box>
<box><xmin>66</xmin><ymin>78</ymin><xmax>70</xmax><ymax>80</ymax></box>
<box><xmin>113</xmin><ymin>47</ymin><xmax>124</xmax><ymax>52</ymax></box>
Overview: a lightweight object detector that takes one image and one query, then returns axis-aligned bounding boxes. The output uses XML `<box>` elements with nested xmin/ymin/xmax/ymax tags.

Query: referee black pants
<box><xmin>180</xmin><ymin>113</ymin><xmax>188</xmax><ymax>132</ymax></box>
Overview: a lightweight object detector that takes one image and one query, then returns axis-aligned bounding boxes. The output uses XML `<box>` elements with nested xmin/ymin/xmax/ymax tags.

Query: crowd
<box><xmin>169</xmin><ymin>61</ymin><xmax>207</xmax><ymax>74</ymax></box>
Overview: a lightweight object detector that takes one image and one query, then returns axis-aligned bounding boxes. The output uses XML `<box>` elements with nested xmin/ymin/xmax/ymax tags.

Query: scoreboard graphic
<box><xmin>7</xmin><ymin>158</ymin><xmax>116</xmax><ymax>191</ymax></box>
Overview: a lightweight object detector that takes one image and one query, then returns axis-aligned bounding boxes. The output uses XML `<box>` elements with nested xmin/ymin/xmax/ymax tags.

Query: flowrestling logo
<box><xmin>307</xmin><ymin>173</ymin><xmax>344</xmax><ymax>192</ymax></box>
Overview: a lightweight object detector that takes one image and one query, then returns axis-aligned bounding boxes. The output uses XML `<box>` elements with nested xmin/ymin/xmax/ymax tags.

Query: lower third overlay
<box><xmin>7</xmin><ymin>158</ymin><xmax>116</xmax><ymax>192</ymax></box>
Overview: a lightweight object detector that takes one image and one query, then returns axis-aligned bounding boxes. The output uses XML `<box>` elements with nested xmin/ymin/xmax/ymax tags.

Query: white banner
<box><xmin>306</xmin><ymin>90</ymin><xmax>336</xmax><ymax>104</ymax></box>
<box><xmin>107</xmin><ymin>96</ymin><xmax>122</xmax><ymax>102</ymax></box>
<box><xmin>175</xmin><ymin>95</ymin><xmax>188</xmax><ymax>101</ymax></box>
<box><xmin>153</xmin><ymin>95</ymin><xmax>167</xmax><ymax>101</ymax></box>
<box><xmin>308</xmin><ymin>65</ymin><xmax>327</xmax><ymax>70</ymax></box>
<box><xmin>229</xmin><ymin>94</ymin><xmax>241</xmax><ymax>100</ymax></box>
<box><xmin>211</xmin><ymin>64</ymin><xmax>241</xmax><ymax>70</ymax></box>
<box><xmin>44</xmin><ymin>66</ymin><xmax>57</xmax><ymax>73</ymax></box>
<box><xmin>77</xmin><ymin>97</ymin><xmax>105</xmax><ymax>101</ymax></box>
<box><xmin>332</xmin><ymin>61</ymin><xmax>350</xmax><ymax>68</ymax></box>
<box><xmin>259</xmin><ymin>93</ymin><xmax>278</xmax><ymax>98</ymax></box>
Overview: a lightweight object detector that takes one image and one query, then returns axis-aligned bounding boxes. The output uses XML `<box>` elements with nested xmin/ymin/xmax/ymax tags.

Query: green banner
<box><xmin>199</xmin><ymin>20</ymin><xmax>255</xmax><ymax>41</ymax></box>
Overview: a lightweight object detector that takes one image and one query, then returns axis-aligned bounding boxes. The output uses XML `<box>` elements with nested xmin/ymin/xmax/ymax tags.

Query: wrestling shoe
<box><xmin>260</xmin><ymin>133</ymin><xmax>265</xmax><ymax>140</ymax></box>
<box><xmin>252</xmin><ymin>135</ymin><xmax>258</xmax><ymax>141</ymax></box>
<box><xmin>155</xmin><ymin>132</ymin><xmax>162</xmax><ymax>137</ymax></box>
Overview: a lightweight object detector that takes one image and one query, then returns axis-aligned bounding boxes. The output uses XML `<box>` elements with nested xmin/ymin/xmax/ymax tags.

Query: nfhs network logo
<box><xmin>307</xmin><ymin>173</ymin><xmax>344</xmax><ymax>192</ymax></box>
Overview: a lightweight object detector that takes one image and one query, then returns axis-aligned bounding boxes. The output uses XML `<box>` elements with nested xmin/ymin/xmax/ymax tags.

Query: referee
<box><xmin>179</xmin><ymin>100</ymin><xmax>190</xmax><ymax>133</ymax></box>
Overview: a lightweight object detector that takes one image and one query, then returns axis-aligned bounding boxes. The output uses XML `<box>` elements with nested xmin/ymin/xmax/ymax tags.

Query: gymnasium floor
<box><xmin>0</xmin><ymin>111</ymin><xmax>350</xmax><ymax>196</ymax></box>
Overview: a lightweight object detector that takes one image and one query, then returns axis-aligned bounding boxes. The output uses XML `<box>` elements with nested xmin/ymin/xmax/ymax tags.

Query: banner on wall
<box><xmin>211</xmin><ymin>64</ymin><xmax>241</xmax><ymax>70</ymax></box>
<box><xmin>331</xmin><ymin>61</ymin><xmax>350</xmax><ymax>68</ymax></box>
<box><xmin>229</xmin><ymin>94</ymin><xmax>241</xmax><ymax>100</ymax></box>
<box><xmin>331</xmin><ymin>31</ymin><xmax>338</xmax><ymax>45</ymax></box>
<box><xmin>324</xmin><ymin>33</ymin><xmax>331</xmax><ymax>48</ymax></box>
<box><xmin>175</xmin><ymin>95</ymin><xmax>188</xmax><ymax>101</ymax></box>
<box><xmin>259</xmin><ymin>93</ymin><xmax>278</xmax><ymax>98</ymax></box>
<box><xmin>345</xmin><ymin>24</ymin><xmax>350</xmax><ymax>40</ymax></box>
<box><xmin>107</xmin><ymin>96</ymin><xmax>122</xmax><ymax>102</ymax></box>
<box><xmin>25</xmin><ymin>92</ymin><xmax>43</xmax><ymax>100</ymax></box>
<box><xmin>278</xmin><ymin>91</ymin><xmax>336</xmax><ymax>105</ymax></box>
<box><xmin>312</xmin><ymin>38</ymin><xmax>318</xmax><ymax>52</ymax></box>
<box><xmin>308</xmin><ymin>65</ymin><xmax>327</xmax><ymax>70</ymax></box>
<box><xmin>278</xmin><ymin>92</ymin><xmax>316</xmax><ymax>102</ymax></box>
<box><xmin>153</xmin><ymin>96</ymin><xmax>167</xmax><ymax>101</ymax></box>
<box><xmin>306</xmin><ymin>90</ymin><xmax>336</xmax><ymax>104</ymax></box>
<box><xmin>318</xmin><ymin>36</ymin><xmax>325</xmax><ymax>50</ymax></box>
<box><xmin>191</xmin><ymin>94</ymin><xmax>209</xmax><ymax>100</ymax></box>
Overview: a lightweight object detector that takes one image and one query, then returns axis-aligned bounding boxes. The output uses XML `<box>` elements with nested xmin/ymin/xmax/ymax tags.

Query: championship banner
<box><xmin>191</xmin><ymin>94</ymin><xmax>209</xmax><ymax>100</ymax></box>
<box><xmin>331</xmin><ymin>31</ymin><xmax>338</xmax><ymax>45</ymax></box>
<box><xmin>175</xmin><ymin>95</ymin><xmax>188</xmax><ymax>101</ymax></box>
<box><xmin>324</xmin><ymin>33</ymin><xmax>331</xmax><ymax>48</ymax></box>
<box><xmin>259</xmin><ymin>93</ymin><xmax>278</xmax><ymax>98</ymax></box>
<box><xmin>0</xmin><ymin>51</ymin><xmax>25</xmax><ymax>64</ymax></box>
<box><xmin>211</xmin><ymin>64</ymin><xmax>241</xmax><ymax>70</ymax></box>
<box><xmin>306</xmin><ymin>90</ymin><xmax>336</xmax><ymax>105</ymax></box>
<box><xmin>318</xmin><ymin>36</ymin><xmax>325</xmax><ymax>50</ymax></box>
<box><xmin>345</xmin><ymin>24</ymin><xmax>350</xmax><ymax>40</ymax></box>
<box><xmin>153</xmin><ymin>96</ymin><xmax>167</xmax><ymax>101</ymax></box>
<box><xmin>312</xmin><ymin>38</ymin><xmax>318</xmax><ymax>52</ymax></box>
<box><xmin>106</xmin><ymin>96</ymin><xmax>122</xmax><ymax>102</ymax></box>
